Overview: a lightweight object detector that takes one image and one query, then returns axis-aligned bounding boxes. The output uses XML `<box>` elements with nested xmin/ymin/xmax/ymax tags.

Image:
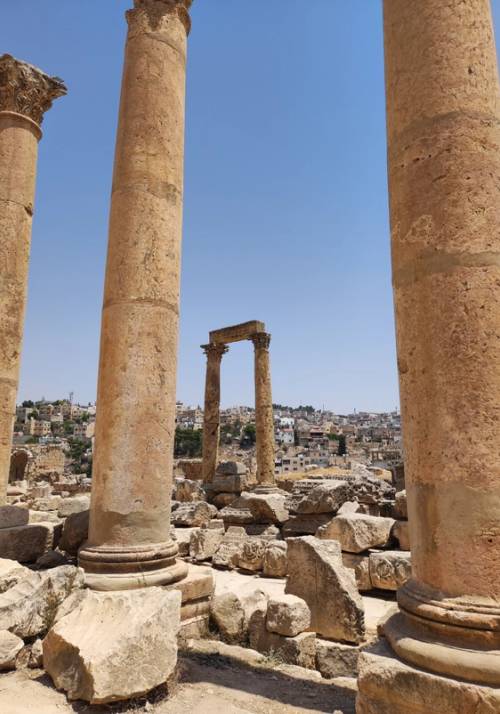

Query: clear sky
<box><xmin>2</xmin><ymin>1</ymin><xmax>500</xmax><ymax>413</ymax></box>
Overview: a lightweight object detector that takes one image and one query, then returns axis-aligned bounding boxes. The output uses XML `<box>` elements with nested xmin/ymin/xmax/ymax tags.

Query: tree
<box><xmin>174</xmin><ymin>428</ymin><xmax>202</xmax><ymax>457</ymax></box>
<box><xmin>240</xmin><ymin>423</ymin><xmax>256</xmax><ymax>447</ymax></box>
<box><xmin>22</xmin><ymin>400</ymin><xmax>34</xmax><ymax>408</ymax></box>
<box><xmin>337</xmin><ymin>434</ymin><xmax>347</xmax><ymax>456</ymax></box>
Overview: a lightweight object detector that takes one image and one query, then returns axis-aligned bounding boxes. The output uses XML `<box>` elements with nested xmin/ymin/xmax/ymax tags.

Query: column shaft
<box><xmin>201</xmin><ymin>344</ymin><xmax>227</xmax><ymax>484</ymax></box>
<box><xmin>79</xmin><ymin>1</ymin><xmax>192</xmax><ymax>589</ymax></box>
<box><xmin>382</xmin><ymin>0</ymin><xmax>500</xmax><ymax>685</ymax></box>
<box><xmin>252</xmin><ymin>333</ymin><xmax>275</xmax><ymax>487</ymax></box>
<box><xmin>0</xmin><ymin>55</ymin><xmax>65</xmax><ymax>504</ymax></box>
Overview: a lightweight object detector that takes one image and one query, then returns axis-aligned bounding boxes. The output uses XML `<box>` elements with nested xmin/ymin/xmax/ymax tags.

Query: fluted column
<box><xmin>201</xmin><ymin>343</ymin><xmax>228</xmax><ymax>484</ymax></box>
<box><xmin>358</xmin><ymin>1</ymin><xmax>500</xmax><ymax>711</ymax></box>
<box><xmin>0</xmin><ymin>55</ymin><xmax>65</xmax><ymax>505</ymax></box>
<box><xmin>251</xmin><ymin>333</ymin><xmax>276</xmax><ymax>488</ymax></box>
<box><xmin>79</xmin><ymin>0</ymin><xmax>192</xmax><ymax>590</ymax></box>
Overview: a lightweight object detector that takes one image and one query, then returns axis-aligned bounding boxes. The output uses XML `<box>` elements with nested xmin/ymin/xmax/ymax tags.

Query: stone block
<box><xmin>0</xmin><ymin>505</ymin><xmax>28</xmax><ymax>529</ymax></box>
<box><xmin>238</xmin><ymin>538</ymin><xmax>267</xmax><ymax>572</ymax></box>
<box><xmin>266</xmin><ymin>594</ymin><xmax>310</xmax><ymax>637</ymax></box>
<box><xmin>0</xmin><ymin>630</ymin><xmax>23</xmax><ymax>671</ymax></box>
<box><xmin>0</xmin><ymin>523</ymin><xmax>61</xmax><ymax>563</ymax></box>
<box><xmin>172</xmin><ymin>527</ymin><xmax>200</xmax><ymax>557</ymax></box>
<box><xmin>31</xmin><ymin>496</ymin><xmax>61</xmax><ymax>512</ymax></box>
<box><xmin>0</xmin><ymin>559</ymin><xmax>31</xmax><ymax>594</ymax></box>
<box><xmin>245</xmin><ymin>523</ymin><xmax>280</xmax><ymax>539</ymax></box>
<box><xmin>282</xmin><ymin>513</ymin><xmax>332</xmax><ymax>537</ymax></box>
<box><xmin>337</xmin><ymin>501</ymin><xmax>363</xmax><ymax>515</ymax></box>
<box><xmin>218</xmin><ymin>501</ymin><xmax>255</xmax><ymax>526</ymax></box>
<box><xmin>316</xmin><ymin>638</ymin><xmax>362</xmax><ymax>678</ymax></box>
<box><xmin>369</xmin><ymin>550</ymin><xmax>412</xmax><ymax>590</ymax></box>
<box><xmin>294</xmin><ymin>481</ymin><xmax>350</xmax><ymax>514</ymax></box>
<box><xmin>174</xmin><ymin>479</ymin><xmax>205</xmax><ymax>503</ymax></box>
<box><xmin>28</xmin><ymin>638</ymin><xmax>43</xmax><ymax>668</ymax></box>
<box><xmin>212</xmin><ymin>527</ymin><xmax>246</xmax><ymax>570</ymax></box>
<box><xmin>189</xmin><ymin>528</ymin><xmax>224</xmax><ymax>561</ymax></box>
<box><xmin>393</xmin><ymin>520</ymin><xmax>411</xmax><ymax>550</ymax></box>
<box><xmin>216</xmin><ymin>461</ymin><xmax>247</xmax><ymax>476</ymax></box>
<box><xmin>29</xmin><ymin>510</ymin><xmax>61</xmax><ymax>524</ymax></box>
<box><xmin>57</xmin><ymin>496</ymin><xmax>90</xmax><ymax>518</ymax></box>
<box><xmin>285</xmin><ymin>536</ymin><xmax>365</xmax><ymax>643</ymax></box>
<box><xmin>210</xmin><ymin>587</ymin><xmax>268</xmax><ymax>644</ymax></box>
<box><xmin>166</xmin><ymin>565</ymin><xmax>215</xmax><ymax>607</ymax></box>
<box><xmin>211</xmin><ymin>474</ymin><xmax>247</xmax><ymax>494</ymax></box>
<box><xmin>394</xmin><ymin>489</ymin><xmax>408</xmax><ymax>519</ymax></box>
<box><xmin>35</xmin><ymin>550</ymin><xmax>69</xmax><ymax>569</ymax></box>
<box><xmin>211</xmin><ymin>493</ymin><xmax>238</xmax><ymax>509</ymax></box>
<box><xmin>0</xmin><ymin>565</ymin><xmax>84</xmax><ymax>638</ymax></box>
<box><xmin>172</xmin><ymin>501</ymin><xmax>217</xmax><ymax>528</ymax></box>
<box><xmin>350</xmin><ymin>476</ymin><xmax>395</xmax><ymax>505</ymax></box>
<box><xmin>240</xmin><ymin>492</ymin><xmax>289</xmax><ymax>524</ymax></box>
<box><xmin>249</xmin><ymin>613</ymin><xmax>316</xmax><ymax>669</ymax></box>
<box><xmin>316</xmin><ymin>514</ymin><xmax>395</xmax><ymax>553</ymax></box>
<box><xmin>59</xmin><ymin>510</ymin><xmax>89</xmax><ymax>555</ymax></box>
<box><xmin>43</xmin><ymin>587</ymin><xmax>181</xmax><ymax>704</ymax></box>
<box><xmin>342</xmin><ymin>553</ymin><xmax>373</xmax><ymax>591</ymax></box>
<box><xmin>263</xmin><ymin>540</ymin><xmax>288</xmax><ymax>578</ymax></box>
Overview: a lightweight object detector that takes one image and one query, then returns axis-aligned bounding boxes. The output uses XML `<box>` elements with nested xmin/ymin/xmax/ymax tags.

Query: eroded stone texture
<box><xmin>294</xmin><ymin>481</ymin><xmax>350</xmax><ymax>515</ymax></box>
<box><xmin>266</xmin><ymin>594</ymin><xmax>311</xmax><ymax>637</ymax></box>
<box><xmin>0</xmin><ymin>630</ymin><xmax>23</xmax><ymax>671</ymax></box>
<box><xmin>369</xmin><ymin>551</ymin><xmax>411</xmax><ymax>591</ymax></box>
<box><xmin>251</xmin><ymin>333</ymin><xmax>276</xmax><ymax>487</ymax></box>
<box><xmin>201</xmin><ymin>344</ymin><xmax>228</xmax><ymax>484</ymax></box>
<box><xmin>210</xmin><ymin>587</ymin><xmax>268</xmax><ymax>644</ymax></box>
<box><xmin>316</xmin><ymin>514</ymin><xmax>395</xmax><ymax>553</ymax></box>
<box><xmin>0</xmin><ymin>55</ymin><xmax>65</xmax><ymax>505</ymax></box>
<box><xmin>262</xmin><ymin>540</ymin><xmax>288</xmax><ymax>578</ymax></box>
<box><xmin>78</xmin><ymin>0</ymin><xmax>192</xmax><ymax>590</ymax></box>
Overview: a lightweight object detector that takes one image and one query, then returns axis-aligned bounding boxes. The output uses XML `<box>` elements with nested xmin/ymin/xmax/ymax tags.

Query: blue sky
<box><xmin>2</xmin><ymin>1</ymin><xmax>500</xmax><ymax>413</ymax></box>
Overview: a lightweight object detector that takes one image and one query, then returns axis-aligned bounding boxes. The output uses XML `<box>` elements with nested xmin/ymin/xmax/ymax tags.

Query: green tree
<box><xmin>22</xmin><ymin>400</ymin><xmax>34</xmax><ymax>408</ymax></box>
<box><xmin>337</xmin><ymin>434</ymin><xmax>347</xmax><ymax>456</ymax></box>
<box><xmin>174</xmin><ymin>428</ymin><xmax>202</xmax><ymax>457</ymax></box>
<box><xmin>240</xmin><ymin>423</ymin><xmax>256</xmax><ymax>447</ymax></box>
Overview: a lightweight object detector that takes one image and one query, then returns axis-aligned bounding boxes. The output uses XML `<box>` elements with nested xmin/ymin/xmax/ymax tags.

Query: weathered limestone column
<box><xmin>201</xmin><ymin>343</ymin><xmax>228</xmax><ymax>484</ymax></box>
<box><xmin>0</xmin><ymin>55</ymin><xmax>65</xmax><ymax>505</ymax></box>
<box><xmin>358</xmin><ymin>1</ymin><xmax>500</xmax><ymax>711</ymax></box>
<box><xmin>79</xmin><ymin>0</ymin><xmax>192</xmax><ymax>590</ymax></box>
<box><xmin>251</xmin><ymin>333</ymin><xmax>276</xmax><ymax>488</ymax></box>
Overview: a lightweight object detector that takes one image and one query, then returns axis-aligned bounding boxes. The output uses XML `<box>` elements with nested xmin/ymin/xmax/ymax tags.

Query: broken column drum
<box><xmin>0</xmin><ymin>55</ymin><xmax>66</xmax><ymax>505</ymax></box>
<box><xmin>201</xmin><ymin>343</ymin><xmax>228</xmax><ymax>484</ymax></box>
<box><xmin>79</xmin><ymin>0</ymin><xmax>192</xmax><ymax>590</ymax></box>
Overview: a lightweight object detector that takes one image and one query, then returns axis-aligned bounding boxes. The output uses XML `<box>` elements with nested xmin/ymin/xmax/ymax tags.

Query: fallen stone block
<box><xmin>216</xmin><ymin>461</ymin><xmax>247</xmax><ymax>476</ymax></box>
<box><xmin>316</xmin><ymin>514</ymin><xmax>395</xmax><ymax>553</ymax></box>
<box><xmin>249</xmin><ymin>613</ymin><xmax>316</xmax><ymax>669</ymax></box>
<box><xmin>369</xmin><ymin>550</ymin><xmax>412</xmax><ymax>590</ymax></box>
<box><xmin>59</xmin><ymin>510</ymin><xmax>89</xmax><ymax>555</ymax></box>
<box><xmin>337</xmin><ymin>501</ymin><xmax>363</xmax><ymax>516</ymax></box>
<box><xmin>0</xmin><ymin>630</ymin><xmax>24</xmax><ymax>671</ymax></box>
<box><xmin>266</xmin><ymin>594</ymin><xmax>311</xmax><ymax>637</ymax></box>
<box><xmin>0</xmin><ymin>559</ymin><xmax>31</xmax><ymax>594</ymax></box>
<box><xmin>394</xmin><ymin>489</ymin><xmax>408</xmax><ymax>519</ymax></box>
<box><xmin>43</xmin><ymin>587</ymin><xmax>181</xmax><ymax>704</ymax></box>
<box><xmin>341</xmin><ymin>553</ymin><xmax>373</xmax><ymax>591</ymax></box>
<box><xmin>212</xmin><ymin>526</ymin><xmax>246</xmax><ymax>570</ymax></box>
<box><xmin>282</xmin><ymin>513</ymin><xmax>332</xmax><ymax>537</ymax></box>
<box><xmin>211</xmin><ymin>473</ymin><xmax>247</xmax><ymax>494</ymax></box>
<box><xmin>35</xmin><ymin>550</ymin><xmax>69</xmax><ymax>569</ymax></box>
<box><xmin>244</xmin><ymin>523</ymin><xmax>280</xmax><ymax>539</ymax></box>
<box><xmin>28</xmin><ymin>638</ymin><xmax>43</xmax><ymax>668</ymax></box>
<box><xmin>0</xmin><ymin>565</ymin><xmax>84</xmax><ymax>638</ymax></box>
<box><xmin>172</xmin><ymin>526</ymin><xmax>200</xmax><ymax>557</ymax></box>
<box><xmin>171</xmin><ymin>501</ymin><xmax>217</xmax><ymax>528</ymax></box>
<box><xmin>238</xmin><ymin>538</ymin><xmax>267</xmax><ymax>572</ymax></box>
<box><xmin>350</xmin><ymin>476</ymin><xmax>395</xmax><ymax>505</ymax></box>
<box><xmin>218</xmin><ymin>500</ymin><xmax>255</xmax><ymax>526</ymax></box>
<box><xmin>29</xmin><ymin>510</ymin><xmax>61</xmax><ymax>524</ymax></box>
<box><xmin>393</xmin><ymin>520</ymin><xmax>411</xmax><ymax>550</ymax></box>
<box><xmin>57</xmin><ymin>496</ymin><xmax>90</xmax><ymax>518</ymax></box>
<box><xmin>0</xmin><ymin>522</ymin><xmax>61</xmax><ymax>563</ymax></box>
<box><xmin>316</xmin><ymin>638</ymin><xmax>363</xmax><ymax>678</ymax></box>
<box><xmin>210</xmin><ymin>587</ymin><xmax>268</xmax><ymax>644</ymax></box>
<box><xmin>263</xmin><ymin>540</ymin><xmax>288</xmax><ymax>578</ymax></box>
<box><xmin>211</xmin><ymin>492</ymin><xmax>238</xmax><ymax>509</ymax></box>
<box><xmin>286</xmin><ymin>536</ymin><xmax>365</xmax><ymax>643</ymax></box>
<box><xmin>0</xmin><ymin>505</ymin><xmax>29</xmax><ymax>529</ymax></box>
<box><xmin>174</xmin><ymin>479</ymin><xmax>205</xmax><ymax>503</ymax></box>
<box><xmin>189</xmin><ymin>527</ymin><xmax>224</xmax><ymax>561</ymax></box>
<box><xmin>31</xmin><ymin>496</ymin><xmax>61</xmax><ymax>512</ymax></box>
<box><xmin>294</xmin><ymin>481</ymin><xmax>350</xmax><ymax>515</ymax></box>
<box><xmin>240</xmin><ymin>492</ymin><xmax>289</xmax><ymax>524</ymax></box>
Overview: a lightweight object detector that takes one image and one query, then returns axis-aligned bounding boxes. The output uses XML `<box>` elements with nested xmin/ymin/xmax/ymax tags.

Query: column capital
<box><xmin>0</xmin><ymin>54</ymin><xmax>66</xmax><ymax>127</ymax></box>
<box><xmin>251</xmin><ymin>332</ymin><xmax>271</xmax><ymax>350</ymax></box>
<box><xmin>130</xmin><ymin>0</ymin><xmax>193</xmax><ymax>35</ymax></box>
<box><xmin>201</xmin><ymin>343</ymin><xmax>229</xmax><ymax>361</ymax></box>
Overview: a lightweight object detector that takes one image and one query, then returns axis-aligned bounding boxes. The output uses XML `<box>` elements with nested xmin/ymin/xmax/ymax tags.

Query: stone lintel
<box><xmin>0</xmin><ymin>54</ymin><xmax>66</xmax><ymax>126</ymax></box>
<box><xmin>209</xmin><ymin>320</ymin><xmax>266</xmax><ymax>345</ymax></box>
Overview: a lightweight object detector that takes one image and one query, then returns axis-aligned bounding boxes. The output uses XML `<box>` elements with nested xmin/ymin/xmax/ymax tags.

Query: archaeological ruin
<box><xmin>0</xmin><ymin>0</ymin><xmax>499</xmax><ymax>712</ymax></box>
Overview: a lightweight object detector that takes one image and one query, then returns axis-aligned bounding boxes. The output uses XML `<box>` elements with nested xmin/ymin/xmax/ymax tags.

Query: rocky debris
<box><xmin>218</xmin><ymin>500</ymin><xmax>255</xmax><ymax>527</ymax></box>
<box><xmin>207</xmin><ymin>519</ymin><xmax>224</xmax><ymax>530</ymax></box>
<box><xmin>216</xmin><ymin>461</ymin><xmax>247</xmax><ymax>476</ymax></box>
<box><xmin>0</xmin><ymin>505</ymin><xmax>28</xmax><ymax>529</ymax></box>
<box><xmin>29</xmin><ymin>510</ymin><xmax>61</xmax><ymax>524</ymax></box>
<box><xmin>394</xmin><ymin>489</ymin><xmax>408</xmax><ymax>519</ymax></box>
<box><xmin>266</xmin><ymin>594</ymin><xmax>311</xmax><ymax>637</ymax></box>
<box><xmin>35</xmin><ymin>550</ymin><xmax>69</xmax><ymax>569</ymax></box>
<box><xmin>393</xmin><ymin>520</ymin><xmax>411</xmax><ymax>550</ymax></box>
<box><xmin>30</xmin><ymin>496</ymin><xmax>61</xmax><ymax>512</ymax></box>
<box><xmin>337</xmin><ymin>501</ymin><xmax>363</xmax><ymax>516</ymax></box>
<box><xmin>238</xmin><ymin>539</ymin><xmax>267</xmax><ymax>572</ymax></box>
<box><xmin>245</xmin><ymin>523</ymin><xmax>280</xmax><ymax>539</ymax></box>
<box><xmin>341</xmin><ymin>554</ymin><xmax>373</xmax><ymax>591</ymax></box>
<box><xmin>212</xmin><ymin>527</ymin><xmax>246</xmax><ymax>570</ymax></box>
<box><xmin>189</xmin><ymin>528</ymin><xmax>224</xmax><ymax>562</ymax></box>
<box><xmin>28</xmin><ymin>638</ymin><xmax>43</xmax><ymax>668</ymax></box>
<box><xmin>0</xmin><ymin>565</ymin><xmax>84</xmax><ymax>638</ymax></box>
<box><xmin>282</xmin><ymin>513</ymin><xmax>332</xmax><ymax>537</ymax></box>
<box><xmin>0</xmin><ymin>630</ymin><xmax>24</xmax><ymax>671</ymax></box>
<box><xmin>286</xmin><ymin>536</ymin><xmax>365</xmax><ymax>643</ymax></box>
<box><xmin>0</xmin><ymin>522</ymin><xmax>61</xmax><ymax>563</ymax></box>
<box><xmin>0</xmin><ymin>559</ymin><xmax>31</xmax><ymax>594</ymax></box>
<box><xmin>316</xmin><ymin>514</ymin><xmax>395</xmax><ymax>553</ymax></box>
<box><xmin>211</xmin><ymin>493</ymin><xmax>238</xmax><ymax>509</ymax></box>
<box><xmin>250</xmin><ymin>617</ymin><xmax>316</xmax><ymax>669</ymax></box>
<box><xmin>57</xmin><ymin>496</ymin><xmax>90</xmax><ymax>518</ymax></box>
<box><xmin>172</xmin><ymin>527</ymin><xmax>200</xmax><ymax>557</ymax></box>
<box><xmin>369</xmin><ymin>550</ymin><xmax>412</xmax><ymax>590</ymax></box>
<box><xmin>293</xmin><ymin>481</ymin><xmax>350</xmax><ymax>515</ymax></box>
<box><xmin>171</xmin><ymin>501</ymin><xmax>217</xmax><ymax>528</ymax></box>
<box><xmin>59</xmin><ymin>510</ymin><xmax>89</xmax><ymax>555</ymax></box>
<box><xmin>43</xmin><ymin>587</ymin><xmax>181</xmax><ymax>704</ymax></box>
<box><xmin>263</xmin><ymin>540</ymin><xmax>288</xmax><ymax>578</ymax></box>
<box><xmin>238</xmin><ymin>491</ymin><xmax>289</xmax><ymax>525</ymax></box>
<box><xmin>174</xmin><ymin>479</ymin><xmax>205</xmax><ymax>503</ymax></box>
<box><xmin>350</xmin><ymin>475</ymin><xmax>395</xmax><ymax>505</ymax></box>
<box><xmin>210</xmin><ymin>587</ymin><xmax>268</xmax><ymax>644</ymax></box>
<box><xmin>316</xmin><ymin>638</ymin><xmax>363</xmax><ymax>678</ymax></box>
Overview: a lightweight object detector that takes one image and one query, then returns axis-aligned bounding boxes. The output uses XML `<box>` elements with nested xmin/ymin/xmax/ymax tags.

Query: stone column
<box><xmin>0</xmin><ymin>55</ymin><xmax>65</xmax><ymax>505</ymax></box>
<box><xmin>358</xmin><ymin>1</ymin><xmax>500</xmax><ymax>710</ymax></box>
<box><xmin>251</xmin><ymin>333</ymin><xmax>276</xmax><ymax>488</ymax></box>
<box><xmin>201</xmin><ymin>343</ymin><xmax>228</xmax><ymax>484</ymax></box>
<box><xmin>79</xmin><ymin>0</ymin><xmax>192</xmax><ymax>590</ymax></box>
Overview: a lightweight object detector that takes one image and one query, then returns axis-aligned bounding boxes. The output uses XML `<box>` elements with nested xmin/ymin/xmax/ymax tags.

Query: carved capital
<box><xmin>202</xmin><ymin>343</ymin><xmax>229</xmax><ymax>361</ymax></box>
<box><xmin>130</xmin><ymin>0</ymin><xmax>193</xmax><ymax>34</ymax></box>
<box><xmin>251</xmin><ymin>333</ymin><xmax>271</xmax><ymax>351</ymax></box>
<box><xmin>0</xmin><ymin>54</ymin><xmax>66</xmax><ymax>127</ymax></box>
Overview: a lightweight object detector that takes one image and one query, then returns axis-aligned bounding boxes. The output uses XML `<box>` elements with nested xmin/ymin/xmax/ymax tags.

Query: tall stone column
<box><xmin>358</xmin><ymin>1</ymin><xmax>500</xmax><ymax>711</ymax></box>
<box><xmin>79</xmin><ymin>0</ymin><xmax>192</xmax><ymax>590</ymax></box>
<box><xmin>0</xmin><ymin>55</ymin><xmax>65</xmax><ymax>505</ymax></box>
<box><xmin>201</xmin><ymin>343</ymin><xmax>228</xmax><ymax>484</ymax></box>
<box><xmin>251</xmin><ymin>333</ymin><xmax>276</xmax><ymax>488</ymax></box>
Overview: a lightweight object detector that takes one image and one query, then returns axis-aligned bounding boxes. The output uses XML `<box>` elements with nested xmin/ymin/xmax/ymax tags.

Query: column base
<box><xmin>356</xmin><ymin>639</ymin><xmax>500</xmax><ymax>714</ymax></box>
